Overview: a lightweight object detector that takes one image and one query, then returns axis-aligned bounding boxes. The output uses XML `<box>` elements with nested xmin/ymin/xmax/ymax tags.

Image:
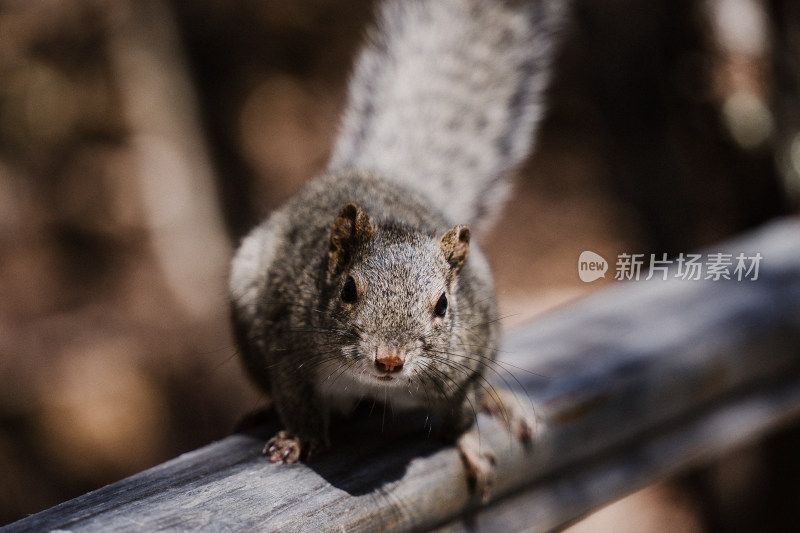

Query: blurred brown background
<box><xmin>1</xmin><ymin>0</ymin><xmax>798</xmax><ymax>529</ymax></box>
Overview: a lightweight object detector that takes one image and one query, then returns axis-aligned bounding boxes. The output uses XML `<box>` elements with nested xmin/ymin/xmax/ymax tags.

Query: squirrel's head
<box><xmin>322</xmin><ymin>202</ymin><xmax>473</xmax><ymax>390</ymax></box>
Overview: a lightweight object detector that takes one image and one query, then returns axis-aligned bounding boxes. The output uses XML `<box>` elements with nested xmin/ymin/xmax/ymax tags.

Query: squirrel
<box><xmin>229</xmin><ymin>0</ymin><xmax>565</xmax><ymax>496</ymax></box>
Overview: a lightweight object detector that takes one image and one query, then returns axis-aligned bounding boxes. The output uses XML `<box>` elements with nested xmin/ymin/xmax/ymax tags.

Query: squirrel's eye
<box><xmin>434</xmin><ymin>292</ymin><xmax>448</xmax><ymax>317</ymax></box>
<box><xmin>341</xmin><ymin>276</ymin><xmax>357</xmax><ymax>303</ymax></box>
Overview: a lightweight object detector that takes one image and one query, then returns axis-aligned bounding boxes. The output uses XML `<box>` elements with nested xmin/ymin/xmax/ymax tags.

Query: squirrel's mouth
<box><xmin>376</xmin><ymin>375</ymin><xmax>394</xmax><ymax>382</ymax></box>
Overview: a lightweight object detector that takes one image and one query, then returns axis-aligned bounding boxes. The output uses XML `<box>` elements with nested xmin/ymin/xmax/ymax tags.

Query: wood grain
<box><xmin>5</xmin><ymin>218</ymin><xmax>800</xmax><ymax>532</ymax></box>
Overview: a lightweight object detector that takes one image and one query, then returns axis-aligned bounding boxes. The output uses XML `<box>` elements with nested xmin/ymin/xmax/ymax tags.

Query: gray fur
<box><xmin>231</xmin><ymin>173</ymin><xmax>497</xmax><ymax>452</ymax></box>
<box><xmin>229</xmin><ymin>0</ymin><xmax>565</xmax><ymax>465</ymax></box>
<box><xmin>329</xmin><ymin>0</ymin><xmax>565</xmax><ymax>230</ymax></box>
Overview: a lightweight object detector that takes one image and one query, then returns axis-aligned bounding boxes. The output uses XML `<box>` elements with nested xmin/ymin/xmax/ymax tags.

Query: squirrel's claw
<box><xmin>263</xmin><ymin>430</ymin><xmax>302</xmax><ymax>464</ymax></box>
<box><xmin>457</xmin><ymin>432</ymin><xmax>496</xmax><ymax>503</ymax></box>
<box><xmin>456</xmin><ymin>389</ymin><xmax>539</xmax><ymax>501</ymax></box>
<box><xmin>482</xmin><ymin>388</ymin><xmax>538</xmax><ymax>445</ymax></box>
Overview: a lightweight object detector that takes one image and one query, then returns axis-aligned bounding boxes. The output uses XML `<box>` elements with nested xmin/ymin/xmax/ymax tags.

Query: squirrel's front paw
<box><xmin>263</xmin><ymin>430</ymin><xmax>302</xmax><ymax>464</ymax></box>
<box><xmin>262</xmin><ymin>431</ymin><xmax>325</xmax><ymax>464</ymax></box>
<box><xmin>457</xmin><ymin>432</ymin><xmax>496</xmax><ymax>502</ymax></box>
<box><xmin>482</xmin><ymin>388</ymin><xmax>538</xmax><ymax>445</ymax></box>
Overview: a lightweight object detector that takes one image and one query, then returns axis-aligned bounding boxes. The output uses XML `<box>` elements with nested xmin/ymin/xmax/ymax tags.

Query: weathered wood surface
<box><xmin>5</xmin><ymin>217</ymin><xmax>800</xmax><ymax>532</ymax></box>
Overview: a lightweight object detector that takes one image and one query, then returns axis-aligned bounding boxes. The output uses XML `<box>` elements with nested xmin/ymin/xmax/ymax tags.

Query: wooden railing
<box><xmin>5</xmin><ymin>218</ymin><xmax>799</xmax><ymax>533</ymax></box>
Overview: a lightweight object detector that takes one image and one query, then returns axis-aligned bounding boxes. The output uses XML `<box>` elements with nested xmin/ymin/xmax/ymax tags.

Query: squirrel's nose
<box><xmin>375</xmin><ymin>350</ymin><xmax>404</xmax><ymax>373</ymax></box>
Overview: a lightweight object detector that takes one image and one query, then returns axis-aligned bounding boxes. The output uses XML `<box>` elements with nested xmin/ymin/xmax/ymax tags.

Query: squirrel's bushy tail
<box><xmin>328</xmin><ymin>0</ymin><xmax>566</xmax><ymax>231</ymax></box>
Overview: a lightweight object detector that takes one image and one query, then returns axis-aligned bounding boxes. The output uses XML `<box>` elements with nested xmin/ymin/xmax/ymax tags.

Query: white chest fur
<box><xmin>314</xmin><ymin>362</ymin><xmax>431</xmax><ymax>416</ymax></box>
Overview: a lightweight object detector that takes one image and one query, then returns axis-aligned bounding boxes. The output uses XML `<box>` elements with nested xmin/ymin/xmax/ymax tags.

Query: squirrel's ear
<box><xmin>440</xmin><ymin>225</ymin><xmax>470</xmax><ymax>278</ymax></box>
<box><xmin>328</xmin><ymin>203</ymin><xmax>375</xmax><ymax>277</ymax></box>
